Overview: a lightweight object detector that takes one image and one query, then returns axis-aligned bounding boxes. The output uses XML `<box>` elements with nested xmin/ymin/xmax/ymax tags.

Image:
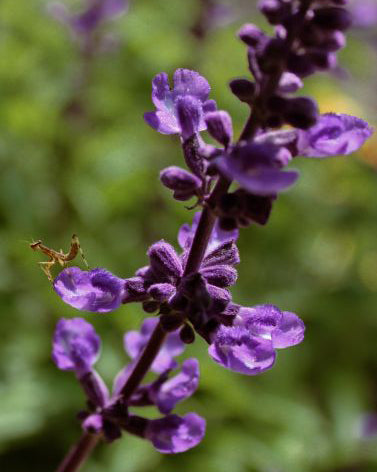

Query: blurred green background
<box><xmin>1</xmin><ymin>0</ymin><xmax>377</xmax><ymax>471</ymax></box>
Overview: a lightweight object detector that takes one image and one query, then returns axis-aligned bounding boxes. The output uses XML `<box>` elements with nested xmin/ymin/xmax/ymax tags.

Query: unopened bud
<box><xmin>180</xmin><ymin>324</ymin><xmax>196</xmax><ymax>344</ymax></box>
<box><xmin>205</xmin><ymin>111</ymin><xmax>233</xmax><ymax>147</ymax></box>
<box><xmin>229</xmin><ymin>78</ymin><xmax>256</xmax><ymax>103</ymax></box>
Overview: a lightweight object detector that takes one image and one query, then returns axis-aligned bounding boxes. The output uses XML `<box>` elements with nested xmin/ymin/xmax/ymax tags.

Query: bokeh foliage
<box><xmin>1</xmin><ymin>0</ymin><xmax>377</xmax><ymax>471</ymax></box>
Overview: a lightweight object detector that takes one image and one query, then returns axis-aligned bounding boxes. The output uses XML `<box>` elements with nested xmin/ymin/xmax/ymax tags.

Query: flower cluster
<box><xmin>47</xmin><ymin>0</ymin><xmax>373</xmax><ymax>459</ymax></box>
<box><xmin>53</xmin><ymin>317</ymin><xmax>204</xmax><ymax>453</ymax></box>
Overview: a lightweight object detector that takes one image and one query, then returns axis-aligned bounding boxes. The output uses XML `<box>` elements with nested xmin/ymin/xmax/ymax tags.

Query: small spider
<box><xmin>30</xmin><ymin>234</ymin><xmax>89</xmax><ymax>282</ymax></box>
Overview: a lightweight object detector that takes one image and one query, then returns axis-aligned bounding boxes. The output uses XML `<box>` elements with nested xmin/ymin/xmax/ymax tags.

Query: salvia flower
<box><xmin>48</xmin><ymin>0</ymin><xmax>129</xmax><ymax>36</ymax></box>
<box><xmin>216</xmin><ymin>142</ymin><xmax>299</xmax><ymax>196</ymax></box>
<box><xmin>152</xmin><ymin>358</ymin><xmax>200</xmax><ymax>414</ymax></box>
<box><xmin>144</xmin><ymin>69</ymin><xmax>212</xmax><ymax>139</ymax></box>
<box><xmin>145</xmin><ymin>413</ymin><xmax>206</xmax><ymax>454</ymax></box>
<box><xmin>208</xmin><ymin>304</ymin><xmax>305</xmax><ymax>375</ymax></box>
<box><xmin>296</xmin><ymin>113</ymin><xmax>373</xmax><ymax>158</ymax></box>
<box><xmin>52</xmin><ymin>318</ymin><xmax>101</xmax><ymax>375</ymax></box>
<box><xmin>124</xmin><ymin>317</ymin><xmax>185</xmax><ymax>373</ymax></box>
<box><xmin>54</xmin><ymin>267</ymin><xmax>124</xmax><ymax>313</ymax></box>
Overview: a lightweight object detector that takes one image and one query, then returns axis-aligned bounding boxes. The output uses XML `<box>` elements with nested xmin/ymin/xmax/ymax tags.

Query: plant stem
<box><xmin>56</xmin><ymin>432</ymin><xmax>100</xmax><ymax>472</ymax></box>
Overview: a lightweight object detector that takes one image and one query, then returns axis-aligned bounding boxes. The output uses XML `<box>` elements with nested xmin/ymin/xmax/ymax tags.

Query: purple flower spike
<box><xmin>52</xmin><ymin>318</ymin><xmax>100</xmax><ymax>375</ymax></box>
<box><xmin>124</xmin><ymin>317</ymin><xmax>185</xmax><ymax>373</ymax></box>
<box><xmin>216</xmin><ymin>143</ymin><xmax>299</xmax><ymax>196</ymax></box>
<box><xmin>145</xmin><ymin>413</ymin><xmax>206</xmax><ymax>454</ymax></box>
<box><xmin>296</xmin><ymin>113</ymin><xmax>373</xmax><ymax>158</ymax></box>
<box><xmin>154</xmin><ymin>359</ymin><xmax>200</xmax><ymax>414</ymax></box>
<box><xmin>54</xmin><ymin>267</ymin><xmax>124</xmax><ymax>313</ymax></box>
<box><xmin>144</xmin><ymin>69</ymin><xmax>211</xmax><ymax>138</ymax></box>
<box><xmin>208</xmin><ymin>325</ymin><xmax>276</xmax><ymax>375</ymax></box>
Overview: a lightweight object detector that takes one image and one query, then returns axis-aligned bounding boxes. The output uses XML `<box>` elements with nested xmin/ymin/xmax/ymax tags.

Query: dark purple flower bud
<box><xmin>82</xmin><ymin>413</ymin><xmax>103</xmax><ymax>434</ymax></box>
<box><xmin>160</xmin><ymin>314</ymin><xmax>184</xmax><ymax>332</ymax></box>
<box><xmin>180</xmin><ymin>324</ymin><xmax>196</xmax><ymax>344</ymax></box>
<box><xmin>258</xmin><ymin>0</ymin><xmax>292</xmax><ymax>24</ymax></box>
<box><xmin>277</xmin><ymin>72</ymin><xmax>303</xmax><ymax>94</ymax></box>
<box><xmin>312</xmin><ymin>7</ymin><xmax>352</xmax><ymax>31</ymax></box>
<box><xmin>52</xmin><ymin>318</ymin><xmax>100</xmax><ymax>375</ymax></box>
<box><xmin>124</xmin><ymin>317</ymin><xmax>185</xmax><ymax>373</ymax></box>
<box><xmin>258</xmin><ymin>38</ymin><xmax>286</xmax><ymax>73</ymax></box>
<box><xmin>153</xmin><ymin>359</ymin><xmax>200</xmax><ymax>414</ymax></box>
<box><xmin>242</xmin><ymin>192</ymin><xmax>274</xmax><ymax>225</ymax></box>
<box><xmin>287</xmin><ymin>53</ymin><xmax>316</xmax><ymax>77</ymax></box>
<box><xmin>145</xmin><ymin>413</ymin><xmax>206</xmax><ymax>453</ymax></box>
<box><xmin>218</xmin><ymin>217</ymin><xmax>238</xmax><ymax>231</ymax></box>
<box><xmin>296</xmin><ymin>113</ymin><xmax>373</xmax><ymax>157</ymax></box>
<box><xmin>102</xmin><ymin>420</ymin><xmax>122</xmax><ymax>442</ymax></box>
<box><xmin>148</xmin><ymin>240</ymin><xmax>183</xmax><ymax>281</ymax></box>
<box><xmin>307</xmin><ymin>51</ymin><xmax>337</xmax><ymax>70</ymax></box>
<box><xmin>207</xmin><ymin>284</ymin><xmax>231</xmax><ymax>313</ymax></box>
<box><xmin>205</xmin><ymin>111</ymin><xmax>233</xmax><ymax>147</ymax></box>
<box><xmin>200</xmin><ymin>265</ymin><xmax>238</xmax><ymax>288</ymax></box>
<box><xmin>79</xmin><ymin>370</ymin><xmax>110</xmax><ymax>408</ymax></box>
<box><xmin>238</xmin><ymin>23</ymin><xmax>265</xmax><ymax>46</ymax></box>
<box><xmin>216</xmin><ymin>143</ymin><xmax>299</xmax><ymax>196</ymax></box>
<box><xmin>208</xmin><ymin>325</ymin><xmax>276</xmax><ymax>375</ymax></box>
<box><xmin>54</xmin><ymin>267</ymin><xmax>124</xmax><ymax>313</ymax></box>
<box><xmin>122</xmin><ymin>277</ymin><xmax>149</xmax><ymax>303</ymax></box>
<box><xmin>202</xmin><ymin>241</ymin><xmax>240</xmax><ymax>268</ymax></box>
<box><xmin>148</xmin><ymin>283</ymin><xmax>176</xmax><ymax>302</ymax></box>
<box><xmin>218</xmin><ymin>192</ymin><xmax>243</xmax><ymax>216</ymax></box>
<box><xmin>229</xmin><ymin>78</ymin><xmax>256</xmax><ymax>103</ymax></box>
<box><xmin>144</xmin><ymin>69</ymin><xmax>210</xmax><ymax>137</ymax></box>
<box><xmin>160</xmin><ymin>166</ymin><xmax>202</xmax><ymax>196</ymax></box>
<box><xmin>283</xmin><ymin>97</ymin><xmax>319</xmax><ymax>130</ymax></box>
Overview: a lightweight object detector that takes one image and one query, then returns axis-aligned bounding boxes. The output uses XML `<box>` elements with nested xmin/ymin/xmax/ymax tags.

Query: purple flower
<box><xmin>208</xmin><ymin>324</ymin><xmax>276</xmax><ymax>375</ymax></box>
<box><xmin>239</xmin><ymin>305</ymin><xmax>305</xmax><ymax>349</ymax></box>
<box><xmin>178</xmin><ymin>211</ymin><xmax>239</xmax><ymax>255</ymax></box>
<box><xmin>52</xmin><ymin>318</ymin><xmax>100</xmax><ymax>375</ymax></box>
<box><xmin>144</xmin><ymin>69</ymin><xmax>212</xmax><ymax>139</ymax></box>
<box><xmin>208</xmin><ymin>304</ymin><xmax>305</xmax><ymax>375</ymax></box>
<box><xmin>124</xmin><ymin>317</ymin><xmax>185</xmax><ymax>373</ymax></box>
<box><xmin>296</xmin><ymin>113</ymin><xmax>373</xmax><ymax>158</ymax></box>
<box><xmin>153</xmin><ymin>359</ymin><xmax>200</xmax><ymax>414</ymax></box>
<box><xmin>54</xmin><ymin>267</ymin><xmax>124</xmax><ymax>313</ymax></box>
<box><xmin>48</xmin><ymin>0</ymin><xmax>129</xmax><ymax>35</ymax></box>
<box><xmin>216</xmin><ymin>143</ymin><xmax>299</xmax><ymax>196</ymax></box>
<box><xmin>145</xmin><ymin>413</ymin><xmax>206</xmax><ymax>454</ymax></box>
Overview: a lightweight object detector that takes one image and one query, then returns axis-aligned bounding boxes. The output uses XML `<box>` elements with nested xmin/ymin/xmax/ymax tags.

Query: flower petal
<box><xmin>146</xmin><ymin>413</ymin><xmax>206</xmax><ymax>453</ymax></box>
<box><xmin>296</xmin><ymin>113</ymin><xmax>373</xmax><ymax>158</ymax></box>
<box><xmin>173</xmin><ymin>69</ymin><xmax>210</xmax><ymax>102</ymax></box>
<box><xmin>52</xmin><ymin>318</ymin><xmax>100</xmax><ymax>374</ymax></box>
<box><xmin>54</xmin><ymin>267</ymin><xmax>124</xmax><ymax>313</ymax></box>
